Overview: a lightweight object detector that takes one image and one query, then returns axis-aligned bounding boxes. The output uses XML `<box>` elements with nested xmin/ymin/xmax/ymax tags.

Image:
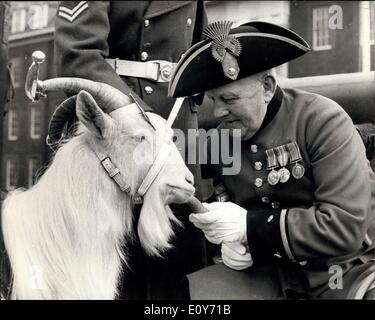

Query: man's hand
<box><xmin>189</xmin><ymin>202</ymin><xmax>247</xmax><ymax>244</ymax></box>
<box><xmin>222</xmin><ymin>242</ymin><xmax>253</xmax><ymax>270</ymax></box>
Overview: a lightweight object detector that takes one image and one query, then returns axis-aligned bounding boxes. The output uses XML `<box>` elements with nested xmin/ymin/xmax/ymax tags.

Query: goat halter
<box><xmin>135</xmin><ymin>97</ymin><xmax>185</xmax><ymax>202</ymax></box>
<box><xmin>137</xmin><ymin>132</ymin><xmax>174</xmax><ymax>197</ymax></box>
<box><xmin>95</xmin><ymin>150</ymin><xmax>131</xmax><ymax>193</ymax></box>
<box><xmin>95</xmin><ymin>97</ymin><xmax>186</xmax><ymax>204</ymax></box>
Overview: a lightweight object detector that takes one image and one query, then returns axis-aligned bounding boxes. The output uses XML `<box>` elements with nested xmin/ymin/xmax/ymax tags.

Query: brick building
<box><xmin>289</xmin><ymin>1</ymin><xmax>375</xmax><ymax>77</ymax></box>
<box><xmin>1</xmin><ymin>1</ymin><xmax>62</xmax><ymax>192</ymax></box>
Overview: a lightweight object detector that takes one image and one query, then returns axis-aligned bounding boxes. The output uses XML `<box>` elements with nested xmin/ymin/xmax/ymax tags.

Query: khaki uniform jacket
<box><xmin>54</xmin><ymin>1</ymin><xmax>208</xmax><ymax>299</ymax></box>
<box><xmin>204</xmin><ymin>87</ymin><xmax>375</xmax><ymax>298</ymax></box>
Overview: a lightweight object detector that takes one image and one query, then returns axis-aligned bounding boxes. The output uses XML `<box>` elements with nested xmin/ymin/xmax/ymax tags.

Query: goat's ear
<box><xmin>76</xmin><ymin>90</ymin><xmax>114</xmax><ymax>138</ymax></box>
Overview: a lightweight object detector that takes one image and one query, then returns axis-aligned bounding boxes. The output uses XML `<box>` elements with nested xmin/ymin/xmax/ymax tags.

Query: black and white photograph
<box><xmin>0</xmin><ymin>0</ymin><xmax>374</xmax><ymax>307</ymax></box>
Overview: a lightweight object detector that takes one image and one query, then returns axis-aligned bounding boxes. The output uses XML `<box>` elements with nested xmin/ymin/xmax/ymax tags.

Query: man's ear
<box><xmin>76</xmin><ymin>90</ymin><xmax>114</xmax><ymax>139</ymax></box>
<box><xmin>262</xmin><ymin>74</ymin><xmax>277</xmax><ymax>104</ymax></box>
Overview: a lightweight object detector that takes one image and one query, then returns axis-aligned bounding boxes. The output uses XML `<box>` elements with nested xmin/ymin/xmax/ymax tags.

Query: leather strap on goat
<box><xmin>166</xmin><ymin>97</ymin><xmax>185</xmax><ymax>128</ymax></box>
<box><xmin>137</xmin><ymin>139</ymin><xmax>173</xmax><ymax>197</ymax></box>
<box><xmin>136</xmin><ymin>97</ymin><xmax>185</xmax><ymax>198</ymax></box>
<box><xmin>94</xmin><ymin>150</ymin><xmax>131</xmax><ymax>193</ymax></box>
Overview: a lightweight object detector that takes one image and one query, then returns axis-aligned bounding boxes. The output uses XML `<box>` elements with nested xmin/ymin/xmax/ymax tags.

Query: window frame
<box><xmin>28</xmin><ymin>156</ymin><xmax>41</xmax><ymax>188</ymax></box>
<box><xmin>10</xmin><ymin>56</ymin><xmax>23</xmax><ymax>88</ymax></box>
<box><xmin>370</xmin><ymin>1</ymin><xmax>375</xmax><ymax>45</ymax></box>
<box><xmin>5</xmin><ymin>158</ymin><xmax>18</xmax><ymax>191</ymax></box>
<box><xmin>312</xmin><ymin>6</ymin><xmax>333</xmax><ymax>51</ymax></box>
<box><xmin>28</xmin><ymin>3</ymin><xmax>49</xmax><ymax>30</ymax></box>
<box><xmin>11</xmin><ymin>7</ymin><xmax>26</xmax><ymax>34</ymax></box>
<box><xmin>8</xmin><ymin>109</ymin><xmax>19</xmax><ymax>141</ymax></box>
<box><xmin>30</xmin><ymin>106</ymin><xmax>42</xmax><ymax>140</ymax></box>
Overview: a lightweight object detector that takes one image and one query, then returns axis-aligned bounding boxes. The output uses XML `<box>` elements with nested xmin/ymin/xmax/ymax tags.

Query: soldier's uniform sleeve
<box><xmin>54</xmin><ymin>1</ymin><xmax>149</xmax><ymax>109</ymax></box>
<box><xmin>247</xmin><ymin>97</ymin><xmax>374</xmax><ymax>265</ymax></box>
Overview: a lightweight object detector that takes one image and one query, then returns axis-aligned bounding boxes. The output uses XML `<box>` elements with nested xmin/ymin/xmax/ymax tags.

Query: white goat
<box><xmin>2</xmin><ymin>89</ymin><xmax>195</xmax><ymax>300</ymax></box>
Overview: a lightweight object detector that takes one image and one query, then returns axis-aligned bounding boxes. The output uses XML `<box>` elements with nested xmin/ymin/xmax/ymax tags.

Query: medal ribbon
<box><xmin>286</xmin><ymin>142</ymin><xmax>302</xmax><ymax>164</ymax></box>
<box><xmin>275</xmin><ymin>145</ymin><xmax>289</xmax><ymax>167</ymax></box>
<box><xmin>265</xmin><ymin>148</ymin><xmax>278</xmax><ymax>170</ymax></box>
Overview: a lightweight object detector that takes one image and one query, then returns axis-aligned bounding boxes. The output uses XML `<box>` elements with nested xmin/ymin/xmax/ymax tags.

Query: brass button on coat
<box><xmin>271</xmin><ymin>202</ymin><xmax>280</xmax><ymax>209</ymax></box>
<box><xmin>261</xmin><ymin>196</ymin><xmax>270</xmax><ymax>204</ymax></box>
<box><xmin>141</xmin><ymin>51</ymin><xmax>148</xmax><ymax>61</ymax></box>
<box><xmin>144</xmin><ymin>86</ymin><xmax>153</xmax><ymax>95</ymax></box>
<box><xmin>254</xmin><ymin>161</ymin><xmax>262</xmax><ymax>170</ymax></box>
<box><xmin>187</xmin><ymin>18</ymin><xmax>192</xmax><ymax>26</ymax></box>
<box><xmin>250</xmin><ymin>144</ymin><xmax>258</xmax><ymax>153</ymax></box>
<box><xmin>144</xmin><ymin>19</ymin><xmax>150</xmax><ymax>27</ymax></box>
<box><xmin>254</xmin><ymin>178</ymin><xmax>263</xmax><ymax>188</ymax></box>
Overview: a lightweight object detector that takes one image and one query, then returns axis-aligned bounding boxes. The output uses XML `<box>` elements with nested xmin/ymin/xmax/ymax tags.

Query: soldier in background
<box><xmin>54</xmin><ymin>1</ymin><xmax>208</xmax><ymax>299</ymax></box>
<box><xmin>0</xmin><ymin>0</ymin><xmax>11</xmax><ymax>299</ymax></box>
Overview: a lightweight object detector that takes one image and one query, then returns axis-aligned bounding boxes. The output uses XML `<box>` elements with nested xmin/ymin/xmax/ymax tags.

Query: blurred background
<box><xmin>1</xmin><ymin>0</ymin><xmax>375</xmax><ymax>193</ymax></box>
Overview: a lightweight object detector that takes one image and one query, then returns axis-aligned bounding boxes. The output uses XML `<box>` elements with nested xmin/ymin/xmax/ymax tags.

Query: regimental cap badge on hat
<box><xmin>168</xmin><ymin>20</ymin><xmax>310</xmax><ymax>98</ymax></box>
<box><xmin>202</xmin><ymin>21</ymin><xmax>242</xmax><ymax>80</ymax></box>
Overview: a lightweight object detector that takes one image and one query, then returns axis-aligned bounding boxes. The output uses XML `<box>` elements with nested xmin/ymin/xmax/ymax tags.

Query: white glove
<box><xmin>189</xmin><ymin>202</ymin><xmax>247</xmax><ymax>245</ymax></box>
<box><xmin>222</xmin><ymin>242</ymin><xmax>253</xmax><ymax>270</ymax></box>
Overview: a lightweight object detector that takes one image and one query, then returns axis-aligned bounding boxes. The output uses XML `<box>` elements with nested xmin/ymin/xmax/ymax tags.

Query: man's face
<box><xmin>206</xmin><ymin>75</ymin><xmax>268</xmax><ymax>140</ymax></box>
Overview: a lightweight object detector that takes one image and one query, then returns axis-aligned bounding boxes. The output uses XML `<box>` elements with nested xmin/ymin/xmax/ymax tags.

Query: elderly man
<box><xmin>168</xmin><ymin>21</ymin><xmax>375</xmax><ymax>299</ymax></box>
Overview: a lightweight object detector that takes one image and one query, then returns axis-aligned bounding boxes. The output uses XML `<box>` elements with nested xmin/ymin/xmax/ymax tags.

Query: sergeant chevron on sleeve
<box><xmin>168</xmin><ymin>20</ymin><xmax>375</xmax><ymax>300</ymax></box>
<box><xmin>57</xmin><ymin>1</ymin><xmax>88</xmax><ymax>22</ymax></box>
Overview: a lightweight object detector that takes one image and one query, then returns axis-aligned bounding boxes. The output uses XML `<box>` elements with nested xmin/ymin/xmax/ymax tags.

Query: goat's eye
<box><xmin>134</xmin><ymin>135</ymin><xmax>146</xmax><ymax>143</ymax></box>
<box><xmin>172</xmin><ymin>136</ymin><xmax>178</xmax><ymax>143</ymax></box>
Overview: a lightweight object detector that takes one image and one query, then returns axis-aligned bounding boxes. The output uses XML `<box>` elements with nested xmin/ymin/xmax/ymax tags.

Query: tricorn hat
<box><xmin>168</xmin><ymin>20</ymin><xmax>310</xmax><ymax>98</ymax></box>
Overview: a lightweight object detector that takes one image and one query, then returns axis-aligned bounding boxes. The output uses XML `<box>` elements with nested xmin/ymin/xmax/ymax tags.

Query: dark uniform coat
<box><xmin>201</xmin><ymin>86</ymin><xmax>375</xmax><ymax>299</ymax></box>
<box><xmin>54</xmin><ymin>1</ymin><xmax>208</xmax><ymax>299</ymax></box>
<box><xmin>0</xmin><ymin>1</ymin><xmax>11</xmax><ymax>299</ymax></box>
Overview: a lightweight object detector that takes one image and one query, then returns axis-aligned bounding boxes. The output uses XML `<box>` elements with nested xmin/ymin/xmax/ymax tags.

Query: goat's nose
<box><xmin>185</xmin><ymin>173</ymin><xmax>194</xmax><ymax>186</ymax></box>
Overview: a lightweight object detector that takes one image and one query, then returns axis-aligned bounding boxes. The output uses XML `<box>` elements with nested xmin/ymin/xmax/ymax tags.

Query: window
<box><xmin>312</xmin><ymin>6</ymin><xmax>332</xmax><ymax>51</ymax></box>
<box><xmin>11</xmin><ymin>8</ymin><xmax>26</xmax><ymax>34</ymax></box>
<box><xmin>30</xmin><ymin>107</ymin><xmax>42</xmax><ymax>139</ymax></box>
<box><xmin>8</xmin><ymin>109</ymin><xmax>19</xmax><ymax>141</ymax></box>
<box><xmin>5</xmin><ymin>159</ymin><xmax>18</xmax><ymax>191</ymax></box>
<box><xmin>371</xmin><ymin>2</ymin><xmax>375</xmax><ymax>44</ymax></box>
<box><xmin>10</xmin><ymin>57</ymin><xmax>23</xmax><ymax>88</ymax></box>
<box><xmin>27</xmin><ymin>4</ymin><xmax>49</xmax><ymax>30</ymax></box>
<box><xmin>28</xmin><ymin>157</ymin><xmax>41</xmax><ymax>187</ymax></box>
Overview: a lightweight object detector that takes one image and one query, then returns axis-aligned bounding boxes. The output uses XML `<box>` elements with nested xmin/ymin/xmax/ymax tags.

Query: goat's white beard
<box><xmin>138</xmin><ymin>186</ymin><xmax>182</xmax><ymax>257</ymax></box>
<box><xmin>1</xmin><ymin>134</ymin><xmax>177</xmax><ymax>300</ymax></box>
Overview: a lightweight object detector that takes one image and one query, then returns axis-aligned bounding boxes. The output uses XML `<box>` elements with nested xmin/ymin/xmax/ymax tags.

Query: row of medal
<box><xmin>265</xmin><ymin>142</ymin><xmax>305</xmax><ymax>186</ymax></box>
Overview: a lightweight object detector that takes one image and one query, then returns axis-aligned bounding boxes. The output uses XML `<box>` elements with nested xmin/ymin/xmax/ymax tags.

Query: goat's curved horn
<box><xmin>25</xmin><ymin>51</ymin><xmax>132</xmax><ymax>111</ymax></box>
<box><xmin>47</xmin><ymin>95</ymin><xmax>77</xmax><ymax>145</ymax></box>
<box><xmin>37</xmin><ymin>78</ymin><xmax>133</xmax><ymax>112</ymax></box>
